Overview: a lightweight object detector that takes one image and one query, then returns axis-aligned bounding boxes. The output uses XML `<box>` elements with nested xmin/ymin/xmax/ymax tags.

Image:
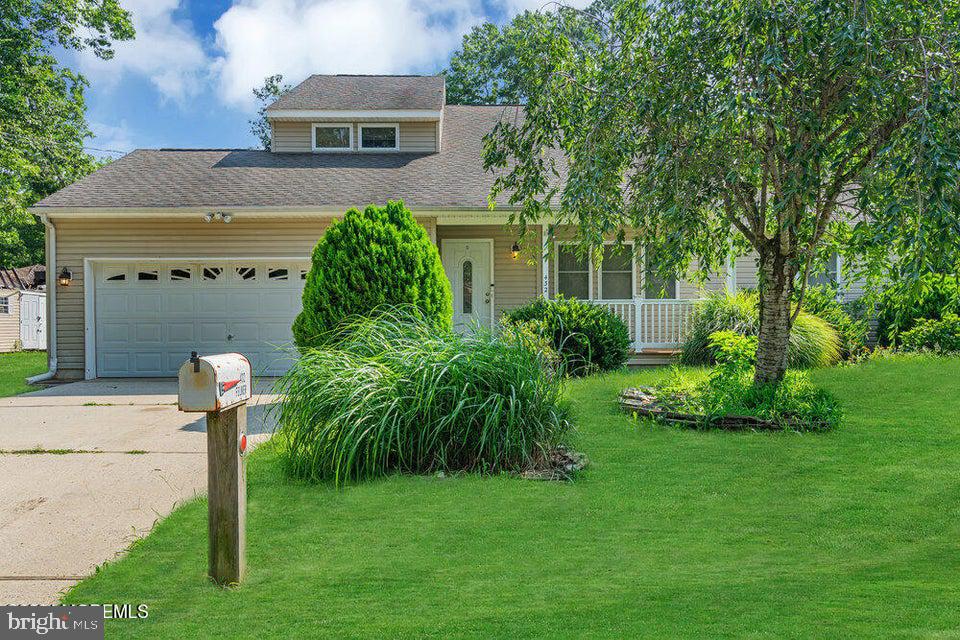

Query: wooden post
<box><xmin>206</xmin><ymin>404</ymin><xmax>246</xmax><ymax>585</ymax></box>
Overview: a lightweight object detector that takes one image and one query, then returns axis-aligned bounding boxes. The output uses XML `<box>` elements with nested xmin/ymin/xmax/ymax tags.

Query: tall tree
<box><xmin>482</xmin><ymin>0</ymin><xmax>960</xmax><ymax>384</ymax></box>
<box><xmin>249</xmin><ymin>74</ymin><xmax>290</xmax><ymax>150</ymax></box>
<box><xmin>0</xmin><ymin>0</ymin><xmax>133</xmax><ymax>267</ymax></box>
<box><xmin>444</xmin><ymin>6</ymin><xmax>602</xmax><ymax>104</ymax></box>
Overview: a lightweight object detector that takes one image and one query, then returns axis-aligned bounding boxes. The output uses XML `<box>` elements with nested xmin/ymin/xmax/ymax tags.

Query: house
<box><xmin>0</xmin><ymin>265</ymin><xmax>47</xmax><ymax>352</ymax></box>
<box><xmin>29</xmin><ymin>74</ymin><xmax>855</xmax><ymax>379</ymax></box>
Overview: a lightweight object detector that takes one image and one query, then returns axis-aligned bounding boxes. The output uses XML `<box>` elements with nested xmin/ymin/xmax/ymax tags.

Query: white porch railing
<box><xmin>588</xmin><ymin>298</ymin><xmax>698</xmax><ymax>352</ymax></box>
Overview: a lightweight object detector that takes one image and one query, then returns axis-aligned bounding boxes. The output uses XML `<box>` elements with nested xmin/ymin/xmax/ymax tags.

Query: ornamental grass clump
<box><xmin>679</xmin><ymin>291</ymin><xmax>841</xmax><ymax>368</ymax></box>
<box><xmin>275</xmin><ymin>307</ymin><xmax>571</xmax><ymax>484</ymax></box>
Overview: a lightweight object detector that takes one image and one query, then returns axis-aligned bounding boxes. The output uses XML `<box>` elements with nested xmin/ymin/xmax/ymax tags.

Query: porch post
<box><xmin>541</xmin><ymin>224</ymin><xmax>550</xmax><ymax>299</ymax></box>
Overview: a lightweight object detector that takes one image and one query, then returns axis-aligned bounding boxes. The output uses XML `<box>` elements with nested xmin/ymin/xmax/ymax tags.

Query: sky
<box><xmin>64</xmin><ymin>0</ymin><xmax>588</xmax><ymax>157</ymax></box>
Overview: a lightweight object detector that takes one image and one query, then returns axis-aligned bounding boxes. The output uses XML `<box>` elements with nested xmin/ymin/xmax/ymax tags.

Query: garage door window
<box><xmin>268</xmin><ymin>267</ymin><xmax>289</xmax><ymax>281</ymax></box>
<box><xmin>170</xmin><ymin>267</ymin><xmax>192</xmax><ymax>282</ymax></box>
<box><xmin>103</xmin><ymin>267</ymin><xmax>126</xmax><ymax>283</ymax></box>
<box><xmin>202</xmin><ymin>266</ymin><xmax>224</xmax><ymax>281</ymax></box>
<box><xmin>235</xmin><ymin>266</ymin><xmax>257</xmax><ymax>281</ymax></box>
<box><xmin>137</xmin><ymin>269</ymin><xmax>159</xmax><ymax>281</ymax></box>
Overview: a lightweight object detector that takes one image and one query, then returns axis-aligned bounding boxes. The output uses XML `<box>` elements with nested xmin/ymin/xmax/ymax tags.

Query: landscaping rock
<box><xmin>521</xmin><ymin>445</ymin><xmax>587</xmax><ymax>481</ymax></box>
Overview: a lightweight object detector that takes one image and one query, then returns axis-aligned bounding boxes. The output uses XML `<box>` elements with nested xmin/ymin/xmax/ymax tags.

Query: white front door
<box><xmin>93</xmin><ymin>261</ymin><xmax>308</xmax><ymax>377</ymax></box>
<box><xmin>441</xmin><ymin>239</ymin><xmax>493</xmax><ymax>332</ymax></box>
<box><xmin>19</xmin><ymin>292</ymin><xmax>45</xmax><ymax>350</ymax></box>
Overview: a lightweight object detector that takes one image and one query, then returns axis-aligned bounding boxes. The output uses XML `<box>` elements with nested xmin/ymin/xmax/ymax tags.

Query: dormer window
<box><xmin>312</xmin><ymin>123</ymin><xmax>352</xmax><ymax>152</ymax></box>
<box><xmin>359</xmin><ymin>123</ymin><xmax>399</xmax><ymax>151</ymax></box>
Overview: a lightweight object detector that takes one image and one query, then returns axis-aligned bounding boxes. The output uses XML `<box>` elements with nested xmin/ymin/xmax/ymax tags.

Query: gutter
<box><xmin>26</xmin><ymin>213</ymin><xmax>57</xmax><ymax>384</ymax></box>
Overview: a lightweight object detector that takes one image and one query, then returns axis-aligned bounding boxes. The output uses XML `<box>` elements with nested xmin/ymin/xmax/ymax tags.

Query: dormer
<box><xmin>266</xmin><ymin>75</ymin><xmax>445</xmax><ymax>154</ymax></box>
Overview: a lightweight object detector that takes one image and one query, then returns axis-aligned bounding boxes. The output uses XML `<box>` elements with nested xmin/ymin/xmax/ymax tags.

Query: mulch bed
<box><xmin>619</xmin><ymin>387</ymin><xmax>795</xmax><ymax>431</ymax></box>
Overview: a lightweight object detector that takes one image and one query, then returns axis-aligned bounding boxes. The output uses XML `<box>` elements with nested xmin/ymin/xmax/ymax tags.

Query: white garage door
<box><xmin>94</xmin><ymin>261</ymin><xmax>309</xmax><ymax>377</ymax></box>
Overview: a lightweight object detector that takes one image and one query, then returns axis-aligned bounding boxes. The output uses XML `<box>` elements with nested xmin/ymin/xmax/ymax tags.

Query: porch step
<box><xmin>627</xmin><ymin>349</ymin><xmax>680</xmax><ymax>367</ymax></box>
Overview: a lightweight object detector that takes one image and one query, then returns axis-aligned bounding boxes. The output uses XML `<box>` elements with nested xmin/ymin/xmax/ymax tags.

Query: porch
<box><xmin>587</xmin><ymin>298</ymin><xmax>697</xmax><ymax>361</ymax></box>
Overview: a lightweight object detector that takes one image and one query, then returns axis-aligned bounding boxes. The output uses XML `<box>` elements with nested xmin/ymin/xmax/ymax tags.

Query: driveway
<box><xmin>0</xmin><ymin>378</ymin><xmax>279</xmax><ymax>605</ymax></box>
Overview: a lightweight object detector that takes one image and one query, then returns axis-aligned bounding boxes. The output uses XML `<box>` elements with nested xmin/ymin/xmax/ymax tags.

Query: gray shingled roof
<box><xmin>266</xmin><ymin>75</ymin><xmax>445</xmax><ymax>112</ymax></box>
<box><xmin>34</xmin><ymin>106</ymin><xmax>531</xmax><ymax>210</ymax></box>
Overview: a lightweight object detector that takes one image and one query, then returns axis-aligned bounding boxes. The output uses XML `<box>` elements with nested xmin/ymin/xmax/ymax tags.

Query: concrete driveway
<box><xmin>0</xmin><ymin>379</ymin><xmax>279</xmax><ymax>605</ymax></box>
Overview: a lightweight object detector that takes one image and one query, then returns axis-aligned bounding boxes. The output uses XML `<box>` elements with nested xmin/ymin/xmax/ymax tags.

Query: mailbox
<box><xmin>178</xmin><ymin>352</ymin><xmax>252</xmax><ymax>412</ymax></box>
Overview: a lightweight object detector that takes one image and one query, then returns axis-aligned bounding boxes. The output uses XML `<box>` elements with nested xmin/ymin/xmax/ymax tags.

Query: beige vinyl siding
<box><xmin>0</xmin><ymin>290</ymin><xmax>20</xmax><ymax>352</ymax></box>
<box><xmin>51</xmin><ymin>215</ymin><xmax>438</xmax><ymax>379</ymax></box>
<box><xmin>398</xmin><ymin>122</ymin><xmax>438</xmax><ymax>152</ymax></box>
<box><xmin>271</xmin><ymin>121</ymin><xmax>312</xmax><ymax>152</ymax></box>
<box><xmin>436</xmin><ymin>225</ymin><xmax>540</xmax><ymax>320</ymax></box>
<box><xmin>271</xmin><ymin>120</ymin><xmax>438</xmax><ymax>153</ymax></box>
<box><xmin>735</xmin><ymin>252</ymin><xmax>760</xmax><ymax>289</ymax></box>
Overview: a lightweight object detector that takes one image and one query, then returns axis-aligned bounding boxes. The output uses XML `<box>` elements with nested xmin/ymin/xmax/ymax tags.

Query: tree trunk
<box><xmin>754</xmin><ymin>247</ymin><xmax>795</xmax><ymax>385</ymax></box>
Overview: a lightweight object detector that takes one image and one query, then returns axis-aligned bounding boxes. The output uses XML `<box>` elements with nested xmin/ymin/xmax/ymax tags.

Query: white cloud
<box><xmin>89</xmin><ymin>120</ymin><xmax>136</xmax><ymax>154</ymax></box>
<box><xmin>492</xmin><ymin>0</ymin><xmax>593</xmax><ymax>13</ymax></box>
<box><xmin>78</xmin><ymin>0</ymin><xmax>209</xmax><ymax>103</ymax></box>
<box><xmin>211</xmin><ymin>0</ymin><xmax>486</xmax><ymax>107</ymax></box>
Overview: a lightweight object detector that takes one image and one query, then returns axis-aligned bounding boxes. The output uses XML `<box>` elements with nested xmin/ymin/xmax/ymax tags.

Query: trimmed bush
<box><xmin>276</xmin><ymin>307</ymin><xmax>571</xmax><ymax>484</ymax></box>
<box><xmin>900</xmin><ymin>313</ymin><xmax>960</xmax><ymax>353</ymax></box>
<box><xmin>799</xmin><ymin>286</ymin><xmax>868</xmax><ymax>359</ymax></box>
<box><xmin>875</xmin><ymin>275</ymin><xmax>960</xmax><ymax>345</ymax></box>
<box><xmin>502</xmin><ymin>296</ymin><xmax>630</xmax><ymax>375</ymax></box>
<box><xmin>679</xmin><ymin>291</ymin><xmax>841</xmax><ymax>368</ymax></box>
<box><xmin>292</xmin><ymin>201</ymin><xmax>452</xmax><ymax>349</ymax></box>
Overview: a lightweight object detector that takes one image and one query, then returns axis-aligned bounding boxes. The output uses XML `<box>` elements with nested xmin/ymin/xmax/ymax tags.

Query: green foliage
<box><xmin>680</xmin><ymin>292</ymin><xmax>841</xmax><ymax>368</ymax></box>
<box><xmin>497</xmin><ymin>316</ymin><xmax>560</xmax><ymax>370</ymax></box>
<box><xmin>900</xmin><ymin>314</ymin><xmax>960</xmax><ymax>354</ymax></box>
<box><xmin>502</xmin><ymin>296</ymin><xmax>630</xmax><ymax>376</ymax></box>
<box><xmin>799</xmin><ymin>286</ymin><xmax>869</xmax><ymax>359</ymax></box>
<box><xmin>875</xmin><ymin>275</ymin><xmax>960</xmax><ymax>345</ymax></box>
<box><xmin>293</xmin><ymin>201</ymin><xmax>452</xmax><ymax>349</ymax></box>
<box><xmin>249</xmin><ymin>74</ymin><xmax>290</xmax><ymax>150</ymax></box>
<box><xmin>1</xmin><ymin>0</ymin><xmax>134</xmax><ymax>267</ymax></box>
<box><xmin>276</xmin><ymin>307</ymin><xmax>570</xmax><ymax>484</ymax></box>
<box><xmin>479</xmin><ymin>0</ymin><xmax>960</xmax><ymax>383</ymax></box>
<box><xmin>656</xmin><ymin>335</ymin><xmax>842</xmax><ymax>433</ymax></box>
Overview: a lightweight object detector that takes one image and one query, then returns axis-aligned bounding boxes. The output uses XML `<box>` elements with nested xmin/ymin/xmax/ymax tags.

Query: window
<box><xmin>556</xmin><ymin>244</ymin><xmax>590</xmax><ymax>299</ymax></box>
<box><xmin>462</xmin><ymin>260</ymin><xmax>473</xmax><ymax>314</ymax></box>
<box><xmin>312</xmin><ymin>123</ymin><xmax>352</xmax><ymax>152</ymax></box>
<box><xmin>0</xmin><ymin>296</ymin><xmax>8</xmax><ymax>315</ymax></box>
<box><xmin>137</xmin><ymin>269</ymin><xmax>159</xmax><ymax>282</ymax></box>
<box><xmin>268</xmin><ymin>267</ymin><xmax>289</xmax><ymax>281</ymax></box>
<box><xmin>170</xmin><ymin>267</ymin><xmax>192</xmax><ymax>282</ymax></box>
<box><xmin>235</xmin><ymin>266</ymin><xmax>257</xmax><ymax>281</ymax></box>
<box><xmin>359</xmin><ymin>123</ymin><xmax>399</xmax><ymax>151</ymax></box>
<box><xmin>300</xmin><ymin>269</ymin><xmax>308</xmax><ymax>280</ymax></box>
<box><xmin>808</xmin><ymin>252</ymin><xmax>839</xmax><ymax>288</ymax></box>
<box><xmin>103</xmin><ymin>268</ymin><xmax>126</xmax><ymax>283</ymax></box>
<box><xmin>202</xmin><ymin>266</ymin><xmax>224</xmax><ymax>281</ymax></box>
<box><xmin>643</xmin><ymin>247</ymin><xmax>676</xmax><ymax>299</ymax></box>
<box><xmin>600</xmin><ymin>244</ymin><xmax>634</xmax><ymax>300</ymax></box>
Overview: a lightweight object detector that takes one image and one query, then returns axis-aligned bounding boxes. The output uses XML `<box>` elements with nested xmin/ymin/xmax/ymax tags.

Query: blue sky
<box><xmin>63</xmin><ymin>0</ymin><xmax>584</xmax><ymax>158</ymax></box>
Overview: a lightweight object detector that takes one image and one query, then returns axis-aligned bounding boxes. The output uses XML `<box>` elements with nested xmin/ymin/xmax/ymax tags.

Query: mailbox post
<box><xmin>178</xmin><ymin>352</ymin><xmax>252</xmax><ymax>586</ymax></box>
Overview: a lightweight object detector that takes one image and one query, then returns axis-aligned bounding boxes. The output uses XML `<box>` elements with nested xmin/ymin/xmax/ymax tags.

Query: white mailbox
<box><xmin>178</xmin><ymin>352</ymin><xmax>252</xmax><ymax>412</ymax></box>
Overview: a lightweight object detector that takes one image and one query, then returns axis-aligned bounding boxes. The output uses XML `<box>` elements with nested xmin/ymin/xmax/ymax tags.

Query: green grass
<box><xmin>63</xmin><ymin>356</ymin><xmax>960</xmax><ymax>638</ymax></box>
<box><xmin>0</xmin><ymin>351</ymin><xmax>46</xmax><ymax>397</ymax></box>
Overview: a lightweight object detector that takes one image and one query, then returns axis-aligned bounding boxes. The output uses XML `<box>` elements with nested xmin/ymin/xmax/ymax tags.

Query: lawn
<box><xmin>64</xmin><ymin>356</ymin><xmax>960</xmax><ymax>638</ymax></box>
<box><xmin>0</xmin><ymin>351</ymin><xmax>46</xmax><ymax>397</ymax></box>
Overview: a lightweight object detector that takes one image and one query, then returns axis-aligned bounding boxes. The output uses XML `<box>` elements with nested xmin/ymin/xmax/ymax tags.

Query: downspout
<box><xmin>27</xmin><ymin>213</ymin><xmax>57</xmax><ymax>384</ymax></box>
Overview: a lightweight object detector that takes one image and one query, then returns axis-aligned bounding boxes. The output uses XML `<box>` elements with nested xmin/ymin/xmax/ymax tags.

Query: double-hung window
<box><xmin>312</xmin><ymin>123</ymin><xmax>353</xmax><ymax>152</ymax></box>
<box><xmin>808</xmin><ymin>252</ymin><xmax>839</xmax><ymax>288</ymax></box>
<box><xmin>600</xmin><ymin>244</ymin><xmax>634</xmax><ymax>300</ymax></box>
<box><xmin>556</xmin><ymin>244</ymin><xmax>590</xmax><ymax>299</ymax></box>
<box><xmin>643</xmin><ymin>246</ymin><xmax>677</xmax><ymax>299</ymax></box>
<box><xmin>0</xmin><ymin>296</ymin><xmax>9</xmax><ymax>314</ymax></box>
<box><xmin>359</xmin><ymin>123</ymin><xmax>399</xmax><ymax>151</ymax></box>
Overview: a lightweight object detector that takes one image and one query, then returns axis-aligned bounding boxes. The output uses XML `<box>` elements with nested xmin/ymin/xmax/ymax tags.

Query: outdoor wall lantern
<box><xmin>57</xmin><ymin>267</ymin><xmax>72</xmax><ymax>286</ymax></box>
<box><xmin>511</xmin><ymin>242</ymin><xmax>521</xmax><ymax>260</ymax></box>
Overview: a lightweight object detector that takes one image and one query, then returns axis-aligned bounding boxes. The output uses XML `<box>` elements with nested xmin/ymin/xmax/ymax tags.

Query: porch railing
<box><xmin>587</xmin><ymin>298</ymin><xmax>698</xmax><ymax>352</ymax></box>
